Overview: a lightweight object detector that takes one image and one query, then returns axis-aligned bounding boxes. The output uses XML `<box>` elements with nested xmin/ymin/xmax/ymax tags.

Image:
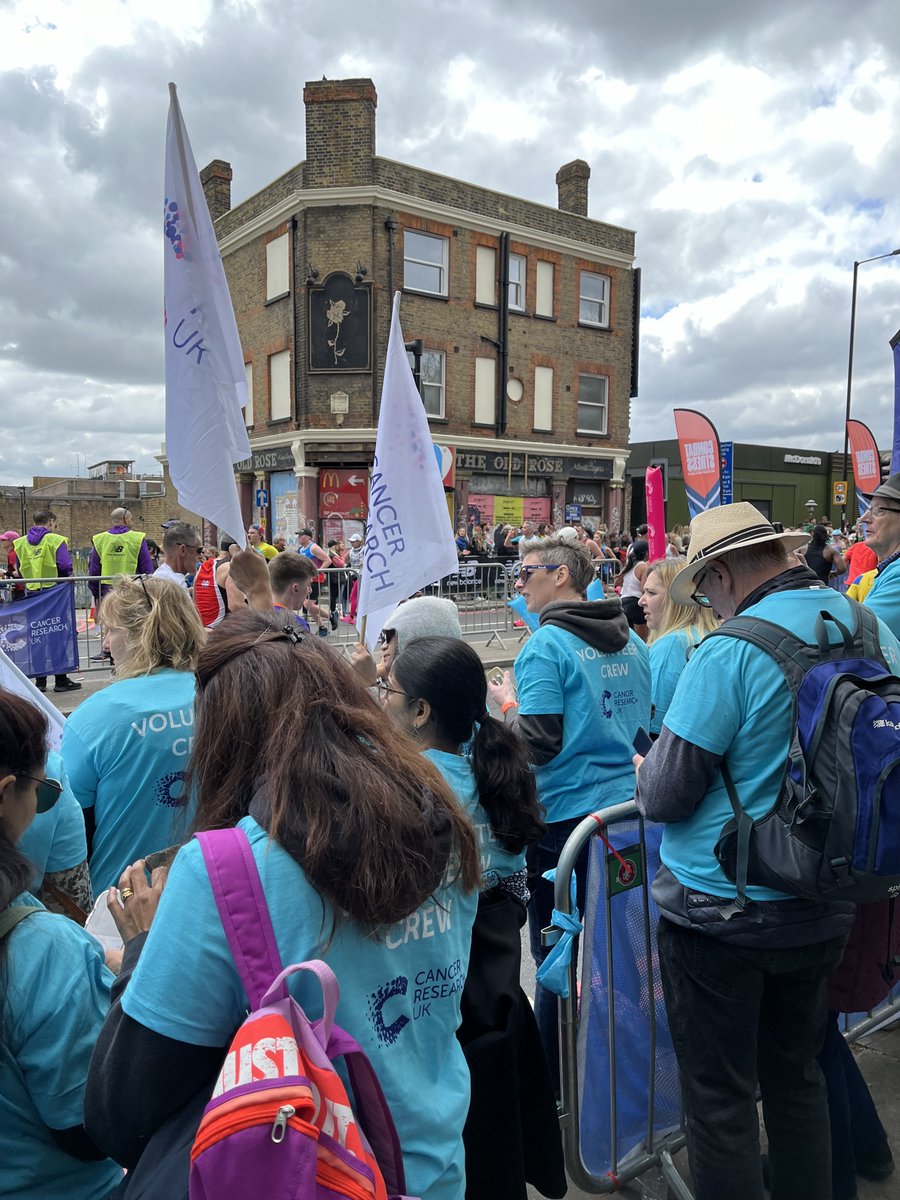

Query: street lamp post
<box><xmin>841</xmin><ymin>248</ymin><xmax>900</xmax><ymax>530</ymax></box>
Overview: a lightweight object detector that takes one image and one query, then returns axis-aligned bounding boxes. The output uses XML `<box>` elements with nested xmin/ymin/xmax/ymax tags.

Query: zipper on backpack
<box><xmin>271</xmin><ymin>1104</ymin><xmax>296</xmax><ymax>1144</ymax></box>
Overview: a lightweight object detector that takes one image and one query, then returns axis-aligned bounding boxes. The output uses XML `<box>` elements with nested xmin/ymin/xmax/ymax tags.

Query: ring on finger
<box><xmin>120</xmin><ymin>887</ymin><xmax>135</xmax><ymax>901</ymax></box>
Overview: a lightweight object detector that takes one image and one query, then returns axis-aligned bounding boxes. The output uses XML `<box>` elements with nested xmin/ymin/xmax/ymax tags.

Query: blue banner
<box><xmin>0</xmin><ymin>586</ymin><xmax>78</xmax><ymax>677</ymax></box>
<box><xmin>720</xmin><ymin>440</ymin><xmax>734</xmax><ymax>505</ymax></box>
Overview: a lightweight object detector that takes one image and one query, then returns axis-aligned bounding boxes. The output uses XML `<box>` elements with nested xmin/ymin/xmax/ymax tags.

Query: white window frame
<box><xmin>269</xmin><ymin>349</ymin><xmax>292</xmax><ymax>421</ymax></box>
<box><xmin>265</xmin><ymin>233</ymin><xmax>290</xmax><ymax>302</ymax></box>
<box><xmin>577</xmin><ymin>373</ymin><xmax>608</xmax><ymax>436</ymax></box>
<box><xmin>533</xmin><ymin>365</ymin><xmax>553</xmax><ymax>431</ymax></box>
<box><xmin>474</xmin><ymin>357</ymin><xmax>496</xmax><ymax>425</ymax></box>
<box><xmin>535</xmin><ymin>260</ymin><xmax>554</xmax><ymax>317</ymax></box>
<box><xmin>579</xmin><ymin>270</ymin><xmax>610</xmax><ymax>328</ymax></box>
<box><xmin>475</xmin><ymin>245</ymin><xmax>497</xmax><ymax>305</ymax></box>
<box><xmin>403</xmin><ymin>230</ymin><xmax>449</xmax><ymax>297</ymax></box>
<box><xmin>408</xmin><ymin>347</ymin><xmax>446</xmax><ymax>418</ymax></box>
<box><xmin>244</xmin><ymin>361</ymin><xmax>254</xmax><ymax>427</ymax></box>
<box><xmin>508</xmin><ymin>253</ymin><xmax>526</xmax><ymax>312</ymax></box>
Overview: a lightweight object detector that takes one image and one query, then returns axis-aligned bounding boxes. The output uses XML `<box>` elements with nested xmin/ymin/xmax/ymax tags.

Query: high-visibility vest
<box><xmin>92</xmin><ymin>529</ymin><xmax>146</xmax><ymax>579</ymax></box>
<box><xmin>13</xmin><ymin>533</ymin><xmax>67</xmax><ymax>590</ymax></box>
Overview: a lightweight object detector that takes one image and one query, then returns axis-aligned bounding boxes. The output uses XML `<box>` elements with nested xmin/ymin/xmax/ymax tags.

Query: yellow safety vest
<box><xmin>92</xmin><ymin>529</ymin><xmax>146</xmax><ymax>579</ymax></box>
<box><xmin>13</xmin><ymin>533</ymin><xmax>67</xmax><ymax>591</ymax></box>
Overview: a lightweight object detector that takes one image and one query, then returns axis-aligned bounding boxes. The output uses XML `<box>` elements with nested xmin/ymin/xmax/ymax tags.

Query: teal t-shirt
<box><xmin>121</xmin><ymin>816</ymin><xmax>478</xmax><ymax>1200</ymax></box>
<box><xmin>61</xmin><ymin>669</ymin><xmax>196</xmax><ymax>892</ymax></box>
<box><xmin>864</xmin><ymin>557</ymin><xmax>900</xmax><ymax>636</ymax></box>
<box><xmin>18</xmin><ymin>750</ymin><xmax>87</xmax><ymax>890</ymax></box>
<box><xmin>661</xmin><ymin>588</ymin><xmax>900</xmax><ymax>900</ymax></box>
<box><xmin>0</xmin><ymin>895</ymin><xmax>122</xmax><ymax>1200</ymax></box>
<box><xmin>425</xmin><ymin>748</ymin><xmax>526</xmax><ymax>887</ymax></box>
<box><xmin>648</xmin><ymin>628</ymin><xmax>706</xmax><ymax>735</ymax></box>
<box><xmin>515</xmin><ymin>625</ymin><xmax>651</xmax><ymax>821</ymax></box>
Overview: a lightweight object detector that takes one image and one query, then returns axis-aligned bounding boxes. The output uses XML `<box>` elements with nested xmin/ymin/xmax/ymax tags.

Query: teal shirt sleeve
<box><xmin>60</xmin><ymin>720</ymin><xmax>99</xmax><ymax>811</ymax></box>
<box><xmin>44</xmin><ymin>755</ymin><xmax>88</xmax><ymax>872</ymax></box>
<box><xmin>122</xmin><ymin>843</ymin><xmax>246</xmax><ymax>1047</ymax></box>
<box><xmin>663</xmin><ymin>637</ymin><xmax>747</xmax><ymax>755</ymax></box>
<box><xmin>515</xmin><ymin>640</ymin><xmax>564</xmax><ymax>716</ymax></box>
<box><xmin>7</xmin><ymin>907</ymin><xmax>114</xmax><ymax>1129</ymax></box>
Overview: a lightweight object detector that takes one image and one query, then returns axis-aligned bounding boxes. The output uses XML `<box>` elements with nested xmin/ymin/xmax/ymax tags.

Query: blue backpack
<box><xmin>711</xmin><ymin>604</ymin><xmax>900</xmax><ymax>906</ymax></box>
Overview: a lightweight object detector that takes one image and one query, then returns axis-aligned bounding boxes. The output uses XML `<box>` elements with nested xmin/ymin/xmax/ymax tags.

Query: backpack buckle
<box><xmin>830</xmin><ymin>857</ymin><xmax>853</xmax><ymax>887</ymax></box>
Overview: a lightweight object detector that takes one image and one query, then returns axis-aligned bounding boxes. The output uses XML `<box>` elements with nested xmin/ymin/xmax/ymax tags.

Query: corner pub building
<box><xmin>182</xmin><ymin>77</ymin><xmax>641</xmax><ymax>546</ymax></box>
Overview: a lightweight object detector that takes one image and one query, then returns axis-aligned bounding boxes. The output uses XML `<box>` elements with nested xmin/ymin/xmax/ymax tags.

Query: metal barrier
<box><xmin>313</xmin><ymin>561</ymin><xmax>519</xmax><ymax>649</ymax></box>
<box><xmin>550</xmin><ymin>801</ymin><xmax>691</xmax><ymax>1197</ymax></box>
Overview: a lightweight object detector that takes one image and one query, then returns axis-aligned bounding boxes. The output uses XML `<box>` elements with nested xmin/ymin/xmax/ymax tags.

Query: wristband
<box><xmin>501</xmin><ymin>700</ymin><xmax>518</xmax><ymax>715</ymax></box>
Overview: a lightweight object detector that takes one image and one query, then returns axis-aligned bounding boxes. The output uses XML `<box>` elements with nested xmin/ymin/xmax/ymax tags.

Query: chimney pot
<box><xmin>200</xmin><ymin>159</ymin><xmax>233</xmax><ymax>221</ymax></box>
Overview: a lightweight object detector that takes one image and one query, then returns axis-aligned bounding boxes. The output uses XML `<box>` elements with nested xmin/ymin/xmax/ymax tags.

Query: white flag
<box><xmin>164</xmin><ymin>83</ymin><xmax>250</xmax><ymax>546</ymax></box>
<box><xmin>357</xmin><ymin>292</ymin><xmax>458</xmax><ymax>649</ymax></box>
<box><xmin>0</xmin><ymin>647</ymin><xmax>65</xmax><ymax>750</ymax></box>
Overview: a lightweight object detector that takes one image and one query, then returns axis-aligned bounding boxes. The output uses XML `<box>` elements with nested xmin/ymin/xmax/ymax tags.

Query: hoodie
<box><xmin>509</xmin><ymin>597</ymin><xmax>651</xmax><ymax>821</ymax></box>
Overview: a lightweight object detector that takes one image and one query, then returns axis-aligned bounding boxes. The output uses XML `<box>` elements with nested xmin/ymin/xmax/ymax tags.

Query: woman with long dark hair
<box><xmin>616</xmin><ymin>537</ymin><xmax>650</xmax><ymax>639</ymax></box>
<box><xmin>0</xmin><ymin>689</ymin><xmax>121</xmax><ymax>1199</ymax></box>
<box><xmin>384</xmin><ymin>637</ymin><xmax>566</xmax><ymax>1200</ymax></box>
<box><xmin>85</xmin><ymin>611</ymin><xmax>481</xmax><ymax>1200</ymax></box>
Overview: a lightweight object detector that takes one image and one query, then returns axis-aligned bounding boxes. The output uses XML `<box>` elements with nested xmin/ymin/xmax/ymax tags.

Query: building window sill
<box><xmin>265</xmin><ymin>292</ymin><xmax>290</xmax><ymax>306</ymax></box>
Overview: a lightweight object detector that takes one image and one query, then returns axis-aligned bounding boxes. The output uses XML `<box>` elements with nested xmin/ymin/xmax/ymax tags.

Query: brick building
<box><xmin>0</xmin><ymin>461</ymin><xmax>201</xmax><ymax>562</ymax></box>
<box><xmin>201</xmin><ymin>77</ymin><xmax>640</xmax><ymax>544</ymax></box>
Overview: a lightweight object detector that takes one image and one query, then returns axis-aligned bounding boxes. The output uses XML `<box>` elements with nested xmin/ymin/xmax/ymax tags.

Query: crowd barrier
<box><xmin>549</xmin><ymin>802</ymin><xmax>900</xmax><ymax>1196</ymax></box>
<box><xmin>0</xmin><ymin>575</ymin><xmax>112</xmax><ymax>675</ymax></box>
<box><xmin>550</xmin><ymin>801</ymin><xmax>691</xmax><ymax>1196</ymax></box>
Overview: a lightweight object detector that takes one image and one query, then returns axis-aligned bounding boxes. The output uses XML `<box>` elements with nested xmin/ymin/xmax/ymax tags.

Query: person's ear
<box><xmin>0</xmin><ymin>773</ymin><xmax>17</xmax><ymax>813</ymax></box>
<box><xmin>412</xmin><ymin>697</ymin><xmax>432</xmax><ymax>731</ymax></box>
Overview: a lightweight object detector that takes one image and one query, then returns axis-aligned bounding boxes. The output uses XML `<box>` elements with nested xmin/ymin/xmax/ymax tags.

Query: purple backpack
<box><xmin>189</xmin><ymin>827</ymin><xmax>416</xmax><ymax>1200</ymax></box>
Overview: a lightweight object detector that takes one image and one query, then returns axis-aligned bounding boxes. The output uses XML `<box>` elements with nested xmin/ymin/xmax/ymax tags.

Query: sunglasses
<box><xmin>378</xmin><ymin>629</ymin><xmax>397</xmax><ymax>647</ymax></box>
<box><xmin>17</xmin><ymin>774</ymin><xmax>63</xmax><ymax>814</ymax></box>
<box><xmin>690</xmin><ymin>567</ymin><xmax>713</xmax><ymax>608</ymax></box>
<box><xmin>514</xmin><ymin>563</ymin><xmax>560</xmax><ymax>583</ymax></box>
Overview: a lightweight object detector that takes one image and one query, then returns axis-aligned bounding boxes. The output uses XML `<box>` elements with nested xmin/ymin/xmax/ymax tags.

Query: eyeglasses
<box><xmin>138</xmin><ymin>574</ymin><xmax>153</xmax><ymax>612</ymax></box>
<box><xmin>17</xmin><ymin>774</ymin><xmax>63</xmax><ymax>814</ymax></box>
<box><xmin>690</xmin><ymin>566</ymin><xmax>713</xmax><ymax>608</ymax></box>
<box><xmin>514</xmin><ymin>563</ymin><xmax>560</xmax><ymax>583</ymax></box>
<box><xmin>868</xmin><ymin>506</ymin><xmax>900</xmax><ymax>520</ymax></box>
<box><xmin>375</xmin><ymin>679</ymin><xmax>411</xmax><ymax>701</ymax></box>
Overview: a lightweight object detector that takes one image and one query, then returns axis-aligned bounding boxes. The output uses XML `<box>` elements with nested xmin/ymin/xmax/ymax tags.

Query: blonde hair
<box><xmin>644</xmin><ymin>558</ymin><xmax>719</xmax><ymax>644</ymax></box>
<box><xmin>100</xmin><ymin>575</ymin><xmax>206</xmax><ymax>680</ymax></box>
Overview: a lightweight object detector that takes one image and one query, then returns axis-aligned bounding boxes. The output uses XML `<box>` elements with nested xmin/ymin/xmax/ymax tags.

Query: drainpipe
<box><xmin>497</xmin><ymin>231</ymin><xmax>510</xmax><ymax>438</ymax></box>
<box><xmin>290</xmin><ymin>214</ymin><xmax>301</xmax><ymax>425</ymax></box>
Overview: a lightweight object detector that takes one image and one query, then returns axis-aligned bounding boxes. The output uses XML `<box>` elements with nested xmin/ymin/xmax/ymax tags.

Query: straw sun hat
<box><xmin>669</xmin><ymin>502</ymin><xmax>808</xmax><ymax>605</ymax></box>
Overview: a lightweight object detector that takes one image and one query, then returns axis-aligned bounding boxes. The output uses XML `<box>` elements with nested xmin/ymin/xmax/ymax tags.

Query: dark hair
<box><xmin>188</xmin><ymin>611</ymin><xmax>479</xmax><ymax>933</ymax></box>
<box><xmin>810</xmin><ymin>523</ymin><xmax>829</xmax><ymax>547</ymax></box>
<box><xmin>621</xmin><ymin>537</ymin><xmax>649</xmax><ymax>577</ymax></box>
<box><xmin>269</xmin><ymin>551</ymin><xmax>316</xmax><ymax>594</ymax></box>
<box><xmin>146</xmin><ymin>539</ymin><xmax>161</xmax><ymax>555</ymax></box>
<box><xmin>393</xmin><ymin>637</ymin><xmax>545</xmax><ymax>854</ymax></box>
<box><xmin>32</xmin><ymin>509</ymin><xmax>55</xmax><ymax>527</ymax></box>
<box><xmin>0</xmin><ymin>691</ymin><xmax>47</xmax><ymax>915</ymax></box>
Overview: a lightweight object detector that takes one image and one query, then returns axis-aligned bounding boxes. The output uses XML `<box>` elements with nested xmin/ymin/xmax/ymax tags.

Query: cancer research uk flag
<box><xmin>357</xmin><ymin>292</ymin><xmax>458</xmax><ymax>650</ymax></box>
<box><xmin>164</xmin><ymin>83</ymin><xmax>250</xmax><ymax>546</ymax></box>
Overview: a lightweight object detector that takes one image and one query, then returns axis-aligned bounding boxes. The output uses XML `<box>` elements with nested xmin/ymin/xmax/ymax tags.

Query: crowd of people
<box><xmin>1</xmin><ymin>488</ymin><xmax>898</xmax><ymax>1200</ymax></box>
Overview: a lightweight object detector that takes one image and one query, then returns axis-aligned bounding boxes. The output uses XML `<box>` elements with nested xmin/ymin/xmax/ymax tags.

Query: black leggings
<box><xmin>622</xmin><ymin>595</ymin><xmax>645</xmax><ymax>628</ymax></box>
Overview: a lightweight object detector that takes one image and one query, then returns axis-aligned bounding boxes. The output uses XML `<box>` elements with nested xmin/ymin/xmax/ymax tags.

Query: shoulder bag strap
<box><xmin>0</xmin><ymin>905</ymin><xmax>42</xmax><ymax>940</ymax></box>
<box><xmin>195</xmin><ymin>828</ymin><xmax>284</xmax><ymax>1009</ymax></box>
<box><xmin>326</xmin><ymin>1026</ymin><xmax>408</xmax><ymax>1196</ymax></box>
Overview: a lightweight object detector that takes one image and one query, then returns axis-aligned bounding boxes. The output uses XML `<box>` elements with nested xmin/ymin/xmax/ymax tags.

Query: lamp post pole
<box><xmin>841</xmin><ymin>248</ymin><xmax>900</xmax><ymax>531</ymax></box>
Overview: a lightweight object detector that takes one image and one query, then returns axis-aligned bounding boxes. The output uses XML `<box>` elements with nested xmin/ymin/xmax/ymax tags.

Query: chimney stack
<box><xmin>200</xmin><ymin>159</ymin><xmax>233</xmax><ymax>221</ymax></box>
<box><xmin>303</xmin><ymin>78</ymin><xmax>377</xmax><ymax>188</ymax></box>
<box><xmin>556</xmin><ymin>159</ymin><xmax>590</xmax><ymax>217</ymax></box>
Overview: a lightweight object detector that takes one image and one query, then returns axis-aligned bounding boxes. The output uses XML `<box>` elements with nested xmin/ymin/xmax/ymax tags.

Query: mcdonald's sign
<box><xmin>318</xmin><ymin>468</ymin><xmax>368</xmax><ymax>519</ymax></box>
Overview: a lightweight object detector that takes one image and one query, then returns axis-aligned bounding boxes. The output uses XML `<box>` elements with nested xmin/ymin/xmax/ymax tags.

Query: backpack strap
<box><xmin>326</xmin><ymin>1026</ymin><xmax>408</xmax><ymax>1197</ymax></box>
<box><xmin>853</xmin><ymin>601</ymin><xmax>890</xmax><ymax>665</ymax></box>
<box><xmin>195</xmin><ymin>828</ymin><xmax>284</xmax><ymax>1009</ymax></box>
<box><xmin>0</xmin><ymin>905</ymin><xmax>42</xmax><ymax>940</ymax></box>
<box><xmin>718</xmin><ymin>762</ymin><xmax>754</xmax><ymax>910</ymax></box>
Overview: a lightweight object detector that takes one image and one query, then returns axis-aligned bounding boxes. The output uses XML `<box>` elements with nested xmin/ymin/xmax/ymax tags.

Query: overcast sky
<box><xmin>2</xmin><ymin>0</ymin><xmax>900</xmax><ymax>485</ymax></box>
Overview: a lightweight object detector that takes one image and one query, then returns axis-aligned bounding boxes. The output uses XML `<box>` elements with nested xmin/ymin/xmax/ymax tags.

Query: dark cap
<box><xmin>866</xmin><ymin>471</ymin><xmax>900</xmax><ymax>503</ymax></box>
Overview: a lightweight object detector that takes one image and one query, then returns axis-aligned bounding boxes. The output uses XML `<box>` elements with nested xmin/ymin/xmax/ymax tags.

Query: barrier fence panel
<box><xmin>552</xmin><ymin>801</ymin><xmax>691</xmax><ymax>1197</ymax></box>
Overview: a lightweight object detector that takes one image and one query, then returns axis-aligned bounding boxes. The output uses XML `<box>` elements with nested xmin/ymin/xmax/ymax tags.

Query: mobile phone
<box><xmin>632</xmin><ymin>728</ymin><xmax>653</xmax><ymax>757</ymax></box>
<box><xmin>488</xmin><ymin>667</ymin><xmax>506</xmax><ymax>687</ymax></box>
<box><xmin>145</xmin><ymin>844</ymin><xmax>182</xmax><ymax>873</ymax></box>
